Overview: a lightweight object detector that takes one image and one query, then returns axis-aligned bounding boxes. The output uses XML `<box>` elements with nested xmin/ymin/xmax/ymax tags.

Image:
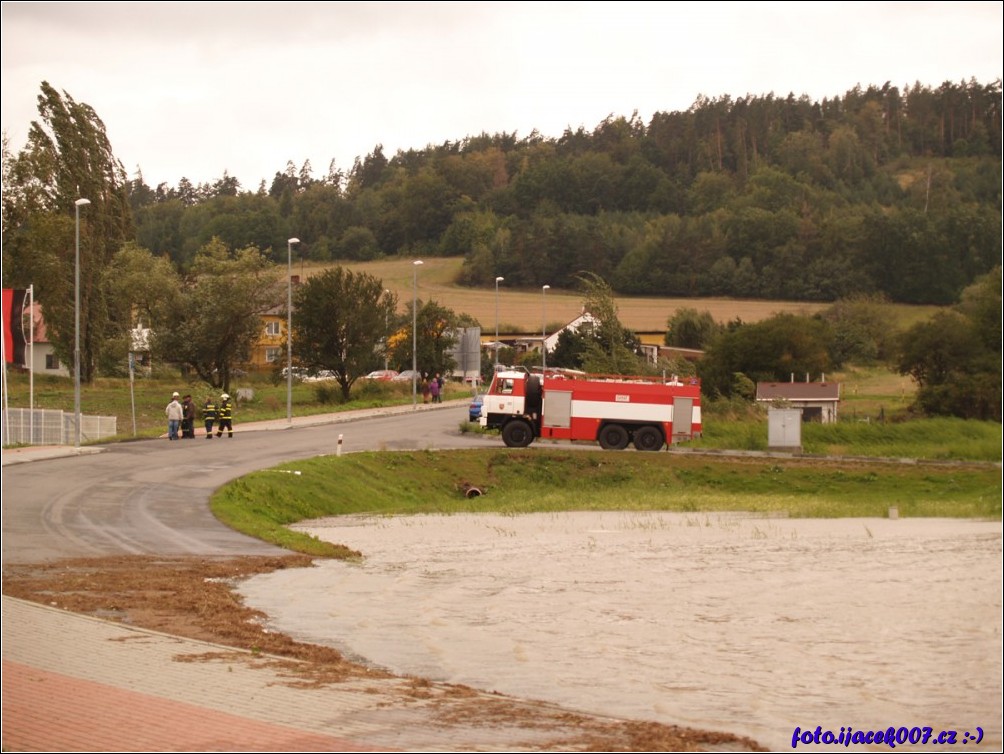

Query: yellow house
<box><xmin>249</xmin><ymin>306</ymin><xmax>286</xmax><ymax>370</ymax></box>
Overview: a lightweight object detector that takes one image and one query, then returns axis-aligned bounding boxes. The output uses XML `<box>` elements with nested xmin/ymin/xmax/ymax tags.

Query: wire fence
<box><xmin>1</xmin><ymin>408</ymin><xmax>117</xmax><ymax>446</ymax></box>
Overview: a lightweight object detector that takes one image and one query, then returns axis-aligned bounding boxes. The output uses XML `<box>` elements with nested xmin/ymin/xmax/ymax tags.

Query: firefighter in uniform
<box><xmin>202</xmin><ymin>395</ymin><xmax>217</xmax><ymax>439</ymax></box>
<box><xmin>216</xmin><ymin>392</ymin><xmax>234</xmax><ymax>438</ymax></box>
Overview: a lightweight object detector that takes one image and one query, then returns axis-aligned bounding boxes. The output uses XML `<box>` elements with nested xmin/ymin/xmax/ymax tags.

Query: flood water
<box><xmin>239</xmin><ymin>512</ymin><xmax>1002</xmax><ymax>751</ymax></box>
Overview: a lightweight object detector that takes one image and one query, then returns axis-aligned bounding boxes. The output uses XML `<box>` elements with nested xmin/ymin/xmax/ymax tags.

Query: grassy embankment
<box><xmin>201</xmin><ymin>347</ymin><xmax>999</xmax><ymax>557</ymax></box>
<box><xmin>210</xmin><ymin>449</ymin><xmax>1002</xmax><ymax>558</ymax></box>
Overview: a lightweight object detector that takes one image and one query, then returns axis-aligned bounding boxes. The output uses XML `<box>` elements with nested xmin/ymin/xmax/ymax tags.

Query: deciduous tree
<box><xmin>101</xmin><ymin>243</ymin><xmax>182</xmax><ymax>374</ymax></box>
<box><xmin>897</xmin><ymin>268</ymin><xmax>1001</xmax><ymax>420</ymax></box>
<box><xmin>699</xmin><ymin>314</ymin><xmax>833</xmax><ymax>398</ymax></box>
<box><xmin>576</xmin><ymin>272</ymin><xmax>642</xmax><ymax>374</ymax></box>
<box><xmin>158</xmin><ymin>239</ymin><xmax>282</xmax><ymax>391</ymax></box>
<box><xmin>387</xmin><ymin>300</ymin><xmax>473</xmax><ymax>379</ymax></box>
<box><xmin>665</xmin><ymin>308</ymin><xmax>721</xmax><ymax>349</ymax></box>
<box><xmin>292</xmin><ymin>267</ymin><xmax>397</xmax><ymax>400</ymax></box>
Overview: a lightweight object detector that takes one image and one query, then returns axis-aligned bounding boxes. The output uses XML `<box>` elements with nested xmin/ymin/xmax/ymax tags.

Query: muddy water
<box><xmin>239</xmin><ymin>513</ymin><xmax>1002</xmax><ymax>751</ymax></box>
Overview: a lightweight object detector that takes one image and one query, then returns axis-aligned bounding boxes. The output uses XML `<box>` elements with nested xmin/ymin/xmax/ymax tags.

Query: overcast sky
<box><xmin>3</xmin><ymin>2</ymin><xmax>1000</xmax><ymax>191</ymax></box>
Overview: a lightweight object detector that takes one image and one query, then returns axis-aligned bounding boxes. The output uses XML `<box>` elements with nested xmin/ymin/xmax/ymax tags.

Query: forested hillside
<box><xmin>124</xmin><ymin>79</ymin><xmax>1001</xmax><ymax>306</ymax></box>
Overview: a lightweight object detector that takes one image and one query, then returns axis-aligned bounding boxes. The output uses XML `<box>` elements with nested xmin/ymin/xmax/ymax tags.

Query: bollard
<box><xmin>337</xmin><ymin>433</ymin><xmax>343</xmax><ymax>457</ymax></box>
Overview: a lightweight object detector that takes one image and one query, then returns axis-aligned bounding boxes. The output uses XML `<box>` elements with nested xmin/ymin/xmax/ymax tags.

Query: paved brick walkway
<box><xmin>1</xmin><ymin>595</ymin><xmax>561</xmax><ymax>752</ymax></box>
<box><xmin>3</xmin><ymin>660</ymin><xmax>380</xmax><ymax>752</ymax></box>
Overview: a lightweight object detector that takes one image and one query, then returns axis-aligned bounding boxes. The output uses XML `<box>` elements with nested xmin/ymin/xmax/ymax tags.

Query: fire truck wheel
<box><xmin>502</xmin><ymin>420</ymin><xmax>534</xmax><ymax>448</ymax></box>
<box><xmin>633</xmin><ymin>425</ymin><xmax>664</xmax><ymax>451</ymax></box>
<box><xmin>598</xmin><ymin>423</ymin><xmax>630</xmax><ymax>450</ymax></box>
<box><xmin>525</xmin><ymin>376</ymin><xmax>543</xmax><ymax>414</ymax></box>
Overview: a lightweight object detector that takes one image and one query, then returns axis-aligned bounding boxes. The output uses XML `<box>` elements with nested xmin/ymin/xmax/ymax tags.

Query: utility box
<box><xmin>768</xmin><ymin>408</ymin><xmax>802</xmax><ymax>452</ymax></box>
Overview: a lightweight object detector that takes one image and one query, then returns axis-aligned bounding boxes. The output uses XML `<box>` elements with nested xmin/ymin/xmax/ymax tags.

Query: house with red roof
<box><xmin>23</xmin><ymin>301</ymin><xmax>69</xmax><ymax>377</ymax></box>
<box><xmin>755</xmin><ymin>379</ymin><xmax>841</xmax><ymax>423</ymax></box>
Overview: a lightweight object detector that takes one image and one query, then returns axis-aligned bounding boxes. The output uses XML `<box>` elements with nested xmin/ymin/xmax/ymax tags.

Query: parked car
<box><xmin>469</xmin><ymin>393</ymin><xmax>484</xmax><ymax>422</ymax></box>
<box><xmin>392</xmin><ymin>369</ymin><xmax>421</xmax><ymax>383</ymax></box>
<box><xmin>363</xmin><ymin>369</ymin><xmax>399</xmax><ymax>381</ymax></box>
<box><xmin>281</xmin><ymin>367</ymin><xmax>335</xmax><ymax>382</ymax></box>
<box><xmin>302</xmin><ymin>370</ymin><xmax>337</xmax><ymax>382</ymax></box>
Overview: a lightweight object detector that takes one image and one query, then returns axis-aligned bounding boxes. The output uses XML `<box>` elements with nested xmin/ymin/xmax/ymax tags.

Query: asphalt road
<box><xmin>1</xmin><ymin>401</ymin><xmax>490</xmax><ymax>565</ymax></box>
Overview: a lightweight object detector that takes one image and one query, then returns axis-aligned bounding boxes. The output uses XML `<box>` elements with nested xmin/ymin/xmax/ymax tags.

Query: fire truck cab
<box><xmin>479</xmin><ymin>369</ymin><xmax>702</xmax><ymax>450</ymax></box>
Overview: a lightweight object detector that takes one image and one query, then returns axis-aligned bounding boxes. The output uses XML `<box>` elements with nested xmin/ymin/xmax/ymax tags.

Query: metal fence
<box><xmin>1</xmin><ymin>408</ymin><xmax>118</xmax><ymax>446</ymax></box>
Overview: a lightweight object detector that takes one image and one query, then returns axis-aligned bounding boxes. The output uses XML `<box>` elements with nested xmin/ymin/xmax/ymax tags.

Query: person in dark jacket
<box><xmin>202</xmin><ymin>396</ymin><xmax>217</xmax><ymax>439</ymax></box>
<box><xmin>181</xmin><ymin>394</ymin><xmax>196</xmax><ymax>438</ymax></box>
<box><xmin>216</xmin><ymin>393</ymin><xmax>234</xmax><ymax>438</ymax></box>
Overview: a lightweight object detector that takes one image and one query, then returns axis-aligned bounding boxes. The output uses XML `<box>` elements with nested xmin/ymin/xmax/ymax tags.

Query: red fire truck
<box><xmin>478</xmin><ymin>369</ymin><xmax>702</xmax><ymax>450</ymax></box>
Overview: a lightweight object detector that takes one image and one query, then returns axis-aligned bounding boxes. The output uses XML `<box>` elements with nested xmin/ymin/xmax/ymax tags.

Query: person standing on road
<box><xmin>202</xmin><ymin>395</ymin><xmax>217</xmax><ymax>439</ymax></box>
<box><xmin>429</xmin><ymin>374</ymin><xmax>440</xmax><ymax>403</ymax></box>
<box><xmin>181</xmin><ymin>394</ymin><xmax>196</xmax><ymax>438</ymax></box>
<box><xmin>216</xmin><ymin>392</ymin><xmax>234</xmax><ymax>438</ymax></box>
<box><xmin>165</xmin><ymin>392</ymin><xmax>183</xmax><ymax>441</ymax></box>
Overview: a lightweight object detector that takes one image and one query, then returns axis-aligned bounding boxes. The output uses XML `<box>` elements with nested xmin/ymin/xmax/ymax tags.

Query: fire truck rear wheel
<box><xmin>502</xmin><ymin>420</ymin><xmax>534</xmax><ymax>448</ymax></box>
<box><xmin>633</xmin><ymin>425</ymin><xmax>664</xmax><ymax>451</ymax></box>
<box><xmin>598</xmin><ymin>423</ymin><xmax>630</xmax><ymax>450</ymax></box>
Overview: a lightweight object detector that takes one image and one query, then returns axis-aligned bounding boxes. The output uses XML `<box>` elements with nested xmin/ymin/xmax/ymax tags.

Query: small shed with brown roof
<box><xmin>755</xmin><ymin>380</ymin><xmax>841</xmax><ymax>423</ymax></box>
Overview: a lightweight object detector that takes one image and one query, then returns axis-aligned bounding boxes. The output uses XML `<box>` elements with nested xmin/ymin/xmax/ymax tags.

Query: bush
<box><xmin>354</xmin><ymin>379</ymin><xmax>393</xmax><ymax>399</ymax></box>
<box><xmin>314</xmin><ymin>383</ymin><xmax>345</xmax><ymax>404</ymax></box>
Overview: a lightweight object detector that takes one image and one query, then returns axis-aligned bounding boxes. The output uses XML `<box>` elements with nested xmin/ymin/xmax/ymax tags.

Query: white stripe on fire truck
<box><xmin>549</xmin><ymin>401</ymin><xmax>702</xmax><ymax>424</ymax></box>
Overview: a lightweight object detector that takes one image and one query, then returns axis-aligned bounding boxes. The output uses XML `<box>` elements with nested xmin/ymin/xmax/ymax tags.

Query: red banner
<box><xmin>3</xmin><ymin>288</ymin><xmax>28</xmax><ymax>364</ymax></box>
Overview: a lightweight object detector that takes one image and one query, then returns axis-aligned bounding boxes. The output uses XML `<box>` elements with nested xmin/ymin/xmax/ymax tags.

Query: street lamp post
<box><xmin>541</xmin><ymin>284</ymin><xmax>550</xmax><ymax>375</ymax></box>
<box><xmin>412</xmin><ymin>260</ymin><xmax>423</xmax><ymax>408</ymax></box>
<box><xmin>384</xmin><ymin>289</ymin><xmax>391</xmax><ymax>371</ymax></box>
<box><xmin>286</xmin><ymin>237</ymin><xmax>300</xmax><ymax>426</ymax></box>
<box><xmin>494</xmin><ymin>276</ymin><xmax>504</xmax><ymax>370</ymax></box>
<box><xmin>74</xmin><ymin>198</ymin><xmax>90</xmax><ymax>449</ymax></box>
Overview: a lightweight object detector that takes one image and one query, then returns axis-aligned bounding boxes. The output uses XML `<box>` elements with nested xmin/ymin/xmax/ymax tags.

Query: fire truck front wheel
<box><xmin>598</xmin><ymin>423</ymin><xmax>630</xmax><ymax>450</ymax></box>
<box><xmin>502</xmin><ymin>420</ymin><xmax>534</xmax><ymax>448</ymax></box>
<box><xmin>633</xmin><ymin>425</ymin><xmax>664</xmax><ymax>451</ymax></box>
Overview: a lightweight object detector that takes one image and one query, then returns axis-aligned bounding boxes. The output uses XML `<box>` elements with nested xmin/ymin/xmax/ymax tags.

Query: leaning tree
<box><xmin>3</xmin><ymin>81</ymin><xmax>133</xmax><ymax>382</ymax></box>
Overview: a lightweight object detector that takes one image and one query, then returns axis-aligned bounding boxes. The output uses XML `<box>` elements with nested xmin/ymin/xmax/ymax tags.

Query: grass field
<box><xmin>1</xmin><ymin>371</ymin><xmax>466</xmax><ymax>441</ymax></box>
<box><xmin>824</xmin><ymin>364</ymin><xmax>916</xmax><ymax>417</ymax></box>
<box><xmin>304</xmin><ymin>256</ymin><xmax>943</xmax><ymax>334</ymax></box>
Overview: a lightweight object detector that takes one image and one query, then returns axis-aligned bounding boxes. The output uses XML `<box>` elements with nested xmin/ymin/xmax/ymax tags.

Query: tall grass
<box><xmin>802</xmin><ymin>417</ymin><xmax>1002</xmax><ymax>461</ymax></box>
